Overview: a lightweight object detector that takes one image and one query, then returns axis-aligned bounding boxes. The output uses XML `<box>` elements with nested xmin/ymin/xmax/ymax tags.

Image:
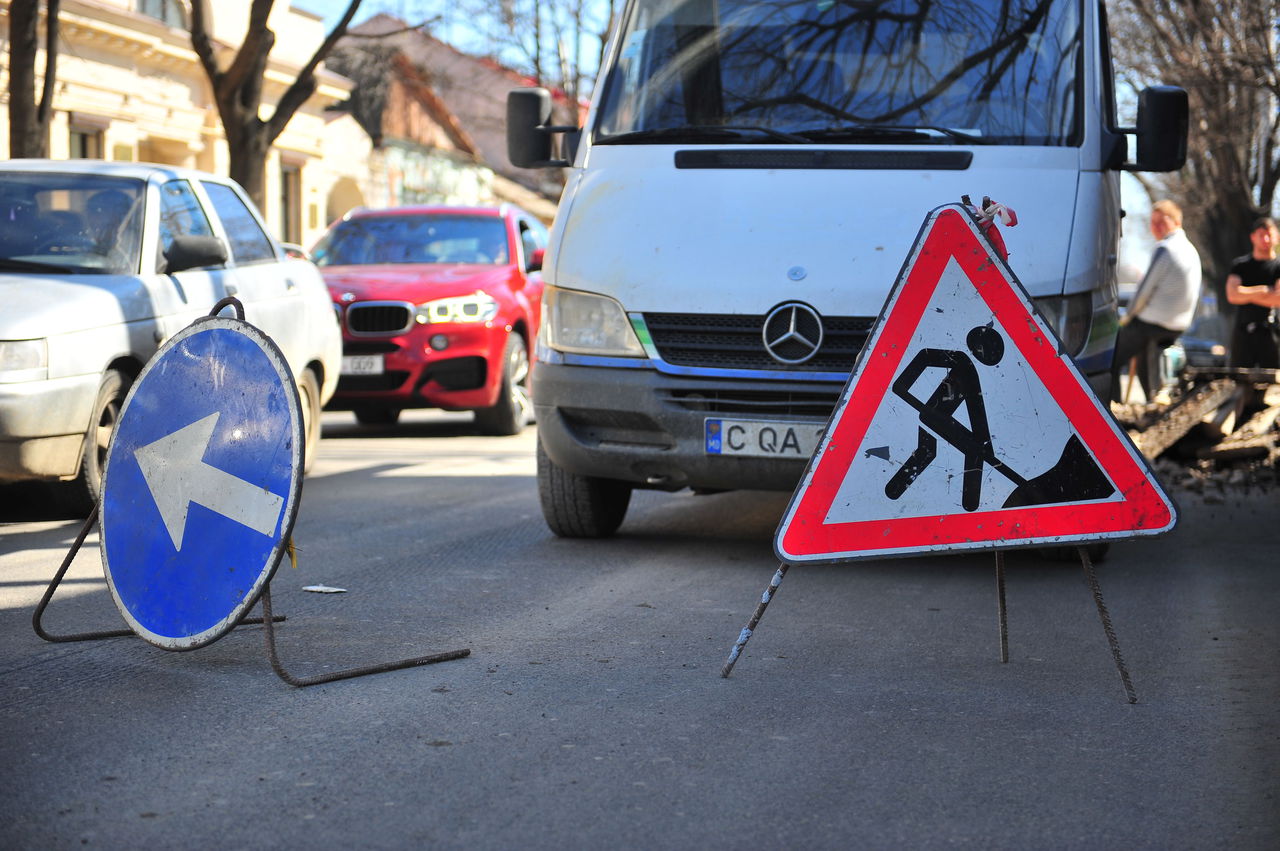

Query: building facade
<box><xmin>0</xmin><ymin>1</ymin><xmax>552</xmax><ymax>244</ymax></box>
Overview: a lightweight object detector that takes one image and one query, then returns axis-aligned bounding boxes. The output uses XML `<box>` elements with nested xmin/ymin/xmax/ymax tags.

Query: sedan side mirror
<box><xmin>163</xmin><ymin>235</ymin><xmax>228</xmax><ymax>274</ymax></box>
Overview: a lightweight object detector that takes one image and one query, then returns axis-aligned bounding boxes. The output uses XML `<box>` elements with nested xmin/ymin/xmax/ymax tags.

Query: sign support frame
<box><xmin>32</xmin><ymin>297</ymin><xmax>470</xmax><ymax>687</ymax></box>
<box><xmin>720</xmin><ymin>547</ymin><xmax>1137</xmax><ymax>703</ymax></box>
<box><xmin>721</xmin><ymin>203</ymin><xmax>1144</xmax><ymax>701</ymax></box>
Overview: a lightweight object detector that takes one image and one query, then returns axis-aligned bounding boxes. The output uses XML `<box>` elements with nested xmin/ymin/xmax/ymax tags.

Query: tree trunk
<box><xmin>224</xmin><ymin>122</ymin><xmax>273</xmax><ymax>213</ymax></box>
<box><xmin>7</xmin><ymin>0</ymin><xmax>60</xmax><ymax>158</ymax></box>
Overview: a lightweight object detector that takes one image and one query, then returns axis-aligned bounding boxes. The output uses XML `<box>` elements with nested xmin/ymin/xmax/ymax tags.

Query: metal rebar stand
<box><xmin>259</xmin><ymin>584</ymin><xmax>470</xmax><ymax>687</ymax></box>
<box><xmin>32</xmin><ymin>503</ymin><xmax>282</xmax><ymax>643</ymax></box>
<box><xmin>995</xmin><ymin>549</ymin><xmax>1009</xmax><ymax>663</ymax></box>
<box><xmin>1079</xmin><ymin>546</ymin><xmax>1138</xmax><ymax>704</ymax></box>
<box><xmin>720</xmin><ymin>563</ymin><xmax>790</xmax><ymax>678</ymax></box>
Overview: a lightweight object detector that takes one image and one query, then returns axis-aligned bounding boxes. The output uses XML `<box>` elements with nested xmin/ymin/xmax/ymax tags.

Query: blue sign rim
<box><xmin>99</xmin><ymin>315</ymin><xmax>304</xmax><ymax>650</ymax></box>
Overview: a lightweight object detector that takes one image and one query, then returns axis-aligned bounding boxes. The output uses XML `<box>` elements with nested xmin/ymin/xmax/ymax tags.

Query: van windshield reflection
<box><xmin>595</xmin><ymin>0</ymin><xmax>1082</xmax><ymax>147</ymax></box>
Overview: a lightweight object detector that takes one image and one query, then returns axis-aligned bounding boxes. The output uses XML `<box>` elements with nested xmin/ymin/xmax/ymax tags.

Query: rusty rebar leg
<box><xmin>996</xmin><ymin>550</ymin><xmax>1009</xmax><ymax>663</ymax></box>
<box><xmin>31</xmin><ymin>504</ymin><xmax>135</xmax><ymax>642</ymax></box>
<box><xmin>33</xmin><ymin>503</ymin><xmax>282</xmax><ymax>642</ymax></box>
<box><xmin>721</xmin><ymin>563</ymin><xmax>789</xmax><ymax>678</ymax></box>
<box><xmin>1080</xmin><ymin>546</ymin><xmax>1138</xmax><ymax>704</ymax></box>
<box><xmin>260</xmin><ymin>584</ymin><xmax>469</xmax><ymax>687</ymax></box>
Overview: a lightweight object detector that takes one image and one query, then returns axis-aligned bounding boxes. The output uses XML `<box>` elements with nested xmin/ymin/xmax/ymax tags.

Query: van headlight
<box><xmin>543</xmin><ymin>286</ymin><xmax>645</xmax><ymax>356</ymax></box>
<box><xmin>1033</xmin><ymin>292</ymin><xmax>1094</xmax><ymax>356</ymax></box>
<box><xmin>0</xmin><ymin>339</ymin><xmax>48</xmax><ymax>382</ymax></box>
<box><xmin>415</xmin><ymin>292</ymin><xmax>499</xmax><ymax>324</ymax></box>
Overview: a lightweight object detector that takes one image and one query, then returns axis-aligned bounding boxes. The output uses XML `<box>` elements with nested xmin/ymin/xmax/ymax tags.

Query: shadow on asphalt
<box><xmin>0</xmin><ymin>482</ymin><xmax>86</xmax><ymax>524</ymax></box>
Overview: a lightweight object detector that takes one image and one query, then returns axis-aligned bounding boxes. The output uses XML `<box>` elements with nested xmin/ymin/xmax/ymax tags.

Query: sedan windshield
<box><xmin>596</xmin><ymin>0</ymin><xmax>1082</xmax><ymax>146</ymax></box>
<box><xmin>0</xmin><ymin>173</ymin><xmax>145</xmax><ymax>274</ymax></box>
<box><xmin>313</xmin><ymin>215</ymin><xmax>510</xmax><ymax>266</ymax></box>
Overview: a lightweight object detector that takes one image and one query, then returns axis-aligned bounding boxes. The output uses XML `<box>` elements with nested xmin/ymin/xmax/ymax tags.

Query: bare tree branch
<box><xmin>37</xmin><ymin>0</ymin><xmax>62</xmax><ymax>131</ymax></box>
<box><xmin>189</xmin><ymin>1</ymin><xmax>223</xmax><ymax>86</ymax></box>
<box><xmin>268</xmin><ymin>0</ymin><xmax>368</xmax><ymax>141</ymax></box>
<box><xmin>1112</xmin><ymin>0</ymin><xmax>1280</xmax><ymax>289</ymax></box>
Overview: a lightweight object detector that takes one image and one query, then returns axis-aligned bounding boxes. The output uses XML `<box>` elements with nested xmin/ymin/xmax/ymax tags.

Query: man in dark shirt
<box><xmin>1225</xmin><ymin>217</ymin><xmax>1280</xmax><ymax>368</ymax></box>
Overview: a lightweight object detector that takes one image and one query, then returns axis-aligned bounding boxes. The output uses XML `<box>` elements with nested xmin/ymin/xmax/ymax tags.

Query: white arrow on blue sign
<box><xmin>100</xmin><ymin>316</ymin><xmax>303</xmax><ymax>650</ymax></box>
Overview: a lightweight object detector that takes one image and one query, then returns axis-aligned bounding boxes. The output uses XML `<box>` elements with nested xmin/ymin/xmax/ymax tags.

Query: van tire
<box><xmin>299</xmin><ymin>368</ymin><xmax>321</xmax><ymax>474</ymax></box>
<box><xmin>64</xmin><ymin>369</ymin><xmax>130</xmax><ymax>515</ymax></box>
<box><xmin>537</xmin><ymin>439</ymin><xmax>631</xmax><ymax>537</ymax></box>
<box><xmin>475</xmin><ymin>332</ymin><xmax>532</xmax><ymax>436</ymax></box>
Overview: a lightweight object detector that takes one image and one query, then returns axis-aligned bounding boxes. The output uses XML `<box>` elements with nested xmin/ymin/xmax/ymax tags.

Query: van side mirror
<box><xmin>507</xmin><ymin>88</ymin><xmax>579</xmax><ymax>168</ymax></box>
<box><xmin>1123</xmin><ymin>86</ymin><xmax>1188</xmax><ymax>173</ymax></box>
<box><xmin>163</xmin><ymin>235</ymin><xmax>227</xmax><ymax>274</ymax></box>
<box><xmin>527</xmin><ymin>247</ymin><xmax>545</xmax><ymax>273</ymax></box>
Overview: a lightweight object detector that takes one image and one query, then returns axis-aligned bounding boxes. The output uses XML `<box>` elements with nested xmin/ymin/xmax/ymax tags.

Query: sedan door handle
<box><xmin>224</xmin><ymin>283</ymin><xmax>239</xmax><ymax>296</ymax></box>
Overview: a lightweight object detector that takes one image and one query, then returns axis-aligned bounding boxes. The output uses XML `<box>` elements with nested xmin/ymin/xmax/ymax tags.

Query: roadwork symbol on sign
<box><xmin>775</xmin><ymin>204</ymin><xmax>1177</xmax><ymax>563</ymax></box>
<box><xmin>100</xmin><ymin>316</ymin><xmax>302</xmax><ymax>650</ymax></box>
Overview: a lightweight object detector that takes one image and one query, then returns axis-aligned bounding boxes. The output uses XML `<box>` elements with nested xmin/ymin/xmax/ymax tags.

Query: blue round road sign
<box><xmin>100</xmin><ymin>316</ymin><xmax>303</xmax><ymax>650</ymax></box>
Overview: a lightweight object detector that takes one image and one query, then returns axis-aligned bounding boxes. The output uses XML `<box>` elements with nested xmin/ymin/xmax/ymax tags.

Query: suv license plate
<box><xmin>704</xmin><ymin>418</ymin><xmax>824</xmax><ymax>459</ymax></box>
<box><xmin>341</xmin><ymin>354</ymin><xmax>384</xmax><ymax>375</ymax></box>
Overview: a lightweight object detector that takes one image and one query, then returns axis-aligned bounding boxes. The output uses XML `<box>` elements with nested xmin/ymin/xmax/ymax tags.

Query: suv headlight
<box><xmin>415</xmin><ymin>292</ymin><xmax>499</xmax><ymax>324</ymax></box>
<box><xmin>0</xmin><ymin>339</ymin><xmax>48</xmax><ymax>382</ymax></box>
<box><xmin>543</xmin><ymin>286</ymin><xmax>645</xmax><ymax>356</ymax></box>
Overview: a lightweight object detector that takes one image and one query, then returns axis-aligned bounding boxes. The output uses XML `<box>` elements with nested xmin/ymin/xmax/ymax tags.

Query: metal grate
<box><xmin>346</xmin><ymin>302</ymin><xmax>414</xmax><ymax>336</ymax></box>
<box><xmin>643</xmin><ymin>312</ymin><xmax>873</xmax><ymax>372</ymax></box>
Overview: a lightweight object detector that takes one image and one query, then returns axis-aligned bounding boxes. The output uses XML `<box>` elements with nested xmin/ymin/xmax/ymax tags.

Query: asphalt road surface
<box><xmin>1</xmin><ymin>410</ymin><xmax>1277</xmax><ymax>849</ymax></box>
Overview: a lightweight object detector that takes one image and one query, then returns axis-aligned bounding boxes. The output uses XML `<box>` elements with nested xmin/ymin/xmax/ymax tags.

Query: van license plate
<box><xmin>704</xmin><ymin>418</ymin><xmax>824</xmax><ymax>459</ymax></box>
<box><xmin>341</xmin><ymin>354</ymin><xmax>384</xmax><ymax>375</ymax></box>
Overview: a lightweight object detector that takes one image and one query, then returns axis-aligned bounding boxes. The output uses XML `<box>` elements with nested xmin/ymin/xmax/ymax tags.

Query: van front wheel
<box><xmin>537</xmin><ymin>439</ymin><xmax>632</xmax><ymax>538</ymax></box>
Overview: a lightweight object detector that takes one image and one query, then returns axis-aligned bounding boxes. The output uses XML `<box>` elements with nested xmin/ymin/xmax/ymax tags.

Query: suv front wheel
<box><xmin>475</xmin><ymin>332</ymin><xmax>533</xmax><ymax>436</ymax></box>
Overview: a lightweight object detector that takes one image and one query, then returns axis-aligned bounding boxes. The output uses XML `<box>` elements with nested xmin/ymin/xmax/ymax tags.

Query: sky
<box><xmin>293</xmin><ymin>0</ymin><xmax>585</xmax><ymax>60</ymax></box>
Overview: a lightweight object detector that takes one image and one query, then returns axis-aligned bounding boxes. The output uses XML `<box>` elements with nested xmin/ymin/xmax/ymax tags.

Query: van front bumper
<box><xmin>532</xmin><ymin>360</ymin><xmax>841</xmax><ymax>492</ymax></box>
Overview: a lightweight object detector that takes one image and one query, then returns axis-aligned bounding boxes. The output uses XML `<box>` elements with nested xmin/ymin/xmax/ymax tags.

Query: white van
<box><xmin>508</xmin><ymin>0</ymin><xmax>1187</xmax><ymax>537</ymax></box>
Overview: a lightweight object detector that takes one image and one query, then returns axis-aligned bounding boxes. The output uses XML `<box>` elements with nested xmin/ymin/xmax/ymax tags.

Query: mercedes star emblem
<box><xmin>762</xmin><ymin>302</ymin><xmax>824</xmax><ymax>364</ymax></box>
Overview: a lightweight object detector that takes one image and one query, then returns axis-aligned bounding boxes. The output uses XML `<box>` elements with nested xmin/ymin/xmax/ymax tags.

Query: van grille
<box><xmin>661</xmin><ymin>388</ymin><xmax>840</xmax><ymax>418</ymax></box>
<box><xmin>642</xmin><ymin>312</ymin><xmax>873</xmax><ymax>372</ymax></box>
<box><xmin>346</xmin><ymin>302</ymin><xmax>414</xmax><ymax>335</ymax></box>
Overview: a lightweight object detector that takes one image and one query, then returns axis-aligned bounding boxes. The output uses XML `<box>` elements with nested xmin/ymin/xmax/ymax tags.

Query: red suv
<box><xmin>313</xmin><ymin>206</ymin><xmax>547</xmax><ymax>434</ymax></box>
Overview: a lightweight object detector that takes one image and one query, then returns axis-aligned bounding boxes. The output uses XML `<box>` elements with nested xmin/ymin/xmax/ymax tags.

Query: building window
<box><xmin>137</xmin><ymin>0</ymin><xmax>186</xmax><ymax>28</ymax></box>
<box><xmin>69</xmin><ymin>127</ymin><xmax>103</xmax><ymax>159</ymax></box>
<box><xmin>280</xmin><ymin>163</ymin><xmax>302</xmax><ymax>244</ymax></box>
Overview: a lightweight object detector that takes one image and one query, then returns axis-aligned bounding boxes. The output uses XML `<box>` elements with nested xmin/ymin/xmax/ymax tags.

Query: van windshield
<box><xmin>595</xmin><ymin>0</ymin><xmax>1082</xmax><ymax>146</ymax></box>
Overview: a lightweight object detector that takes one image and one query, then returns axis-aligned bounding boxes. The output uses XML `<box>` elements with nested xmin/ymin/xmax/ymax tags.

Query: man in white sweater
<box><xmin>1110</xmin><ymin>200</ymin><xmax>1202</xmax><ymax>403</ymax></box>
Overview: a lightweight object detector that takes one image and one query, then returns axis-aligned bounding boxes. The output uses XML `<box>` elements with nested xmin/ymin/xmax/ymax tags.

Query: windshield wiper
<box><xmin>598</xmin><ymin>125</ymin><xmax>810</xmax><ymax>145</ymax></box>
<box><xmin>796</xmin><ymin>124</ymin><xmax>987</xmax><ymax>144</ymax></box>
<box><xmin>0</xmin><ymin>256</ymin><xmax>80</xmax><ymax>273</ymax></box>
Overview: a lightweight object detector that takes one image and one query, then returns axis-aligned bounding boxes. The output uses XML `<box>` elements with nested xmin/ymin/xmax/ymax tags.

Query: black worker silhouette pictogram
<box><xmin>884</xmin><ymin>324</ymin><xmax>1116</xmax><ymax>511</ymax></box>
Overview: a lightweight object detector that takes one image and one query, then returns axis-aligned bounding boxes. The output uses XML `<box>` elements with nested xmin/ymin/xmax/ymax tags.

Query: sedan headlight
<box><xmin>0</xmin><ymin>339</ymin><xmax>48</xmax><ymax>382</ymax></box>
<box><xmin>543</xmin><ymin>286</ymin><xmax>645</xmax><ymax>356</ymax></box>
<box><xmin>415</xmin><ymin>292</ymin><xmax>499</xmax><ymax>324</ymax></box>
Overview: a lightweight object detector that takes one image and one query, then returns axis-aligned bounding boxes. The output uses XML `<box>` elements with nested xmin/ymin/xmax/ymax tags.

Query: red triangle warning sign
<box><xmin>775</xmin><ymin>204</ymin><xmax>1177</xmax><ymax>563</ymax></box>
